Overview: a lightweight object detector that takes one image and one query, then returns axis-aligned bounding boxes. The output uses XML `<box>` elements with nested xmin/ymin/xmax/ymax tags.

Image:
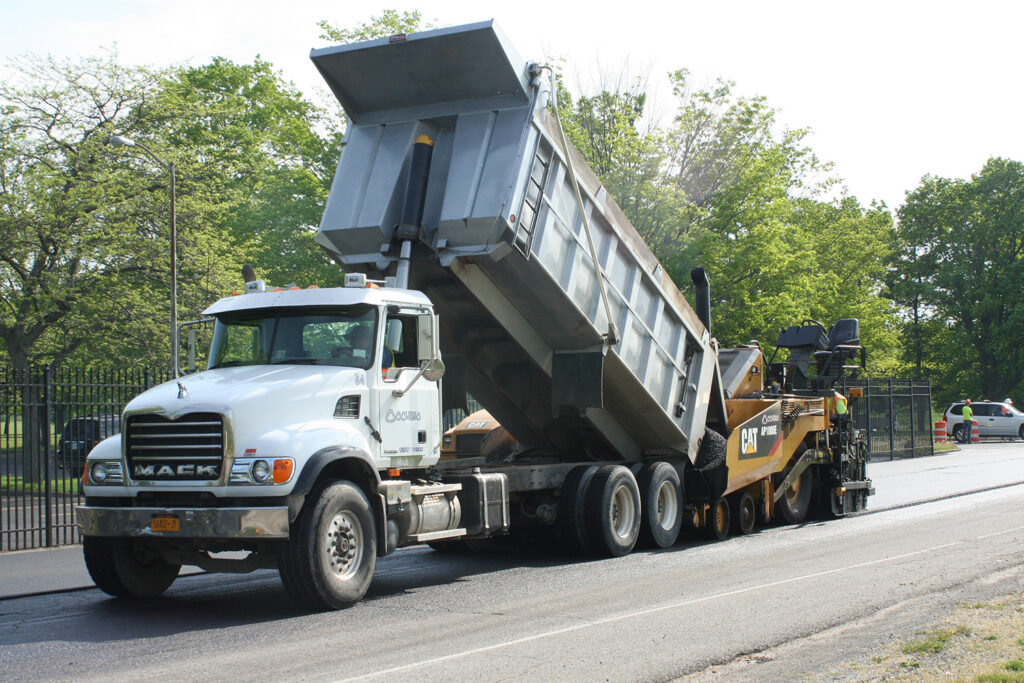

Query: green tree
<box><xmin>553</xmin><ymin>73</ymin><xmax>676</xmax><ymax>248</ymax></box>
<box><xmin>0</xmin><ymin>53</ymin><xmax>169</xmax><ymax>480</ymax></box>
<box><xmin>0</xmin><ymin>52</ymin><xmax>165</xmax><ymax>371</ymax></box>
<box><xmin>317</xmin><ymin>10</ymin><xmax>426</xmax><ymax>43</ymax></box>
<box><xmin>139</xmin><ymin>57</ymin><xmax>345</xmax><ymax>294</ymax></box>
<box><xmin>896</xmin><ymin>158</ymin><xmax>1024</xmax><ymax>402</ymax></box>
<box><xmin>555</xmin><ymin>67</ymin><xmax>901</xmax><ymax>372</ymax></box>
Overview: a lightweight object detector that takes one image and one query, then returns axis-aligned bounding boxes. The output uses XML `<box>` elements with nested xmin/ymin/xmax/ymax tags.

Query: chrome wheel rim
<box><xmin>655</xmin><ymin>480</ymin><xmax>679</xmax><ymax>531</ymax></box>
<box><xmin>610</xmin><ymin>484</ymin><xmax>637</xmax><ymax>539</ymax></box>
<box><xmin>325</xmin><ymin>510</ymin><xmax>363</xmax><ymax>581</ymax></box>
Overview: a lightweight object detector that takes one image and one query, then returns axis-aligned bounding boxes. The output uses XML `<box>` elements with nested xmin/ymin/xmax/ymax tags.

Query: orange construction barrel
<box><xmin>934</xmin><ymin>420</ymin><xmax>947</xmax><ymax>443</ymax></box>
<box><xmin>970</xmin><ymin>418</ymin><xmax>980</xmax><ymax>443</ymax></box>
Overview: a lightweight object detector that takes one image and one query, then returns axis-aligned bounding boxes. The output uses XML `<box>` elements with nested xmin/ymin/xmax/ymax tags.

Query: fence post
<box><xmin>908</xmin><ymin>381</ymin><xmax>915</xmax><ymax>458</ymax></box>
<box><xmin>927</xmin><ymin>383</ymin><xmax>934</xmax><ymax>456</ymax></box>
<box><xmin>43</xmin><ymin>366</ymin><xmax>53</xmax><ymax>547</ymax></box>
<box><xmin>865</xmin><ymin>378</ymin><xmax>873</xmax><ymax>460</ymax></box>
<box><xmin>888</xmin><ymin>379</ymin><xmax>896</xmax><ymax>459</ymax></box>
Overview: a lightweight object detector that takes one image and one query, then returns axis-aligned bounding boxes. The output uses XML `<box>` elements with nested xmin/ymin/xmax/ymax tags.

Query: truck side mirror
<box><xmin>422</xmin><ymin>358</ymin><xmax>445</xmax><ymax>382</ymax></box>
<box><xmin>392</xmin><ymin>357</ymin><xmax>445</xmax><ymax>397</ymax></box>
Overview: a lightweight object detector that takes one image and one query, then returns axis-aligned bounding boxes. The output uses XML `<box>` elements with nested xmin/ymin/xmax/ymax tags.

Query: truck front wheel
<box><xmin>83</xmin><ymin>537</ymin><xmax>180</xmax><ymax>599</ymax></box>
<box><xmin>279</xmin><ymin>480</ymin><xmax>377</xmax><ymax>610</ymax></box>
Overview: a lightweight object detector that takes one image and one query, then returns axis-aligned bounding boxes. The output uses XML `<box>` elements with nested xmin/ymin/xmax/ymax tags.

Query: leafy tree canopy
<box><xmin>555</xmin><ymin>67</ymin><xmax>901</xmax><ymax>374</ymax></box>
<box><xmin>895</xmin><ymin>157</ymin><xmax>1024</xmax><ymax>403</ymax></box>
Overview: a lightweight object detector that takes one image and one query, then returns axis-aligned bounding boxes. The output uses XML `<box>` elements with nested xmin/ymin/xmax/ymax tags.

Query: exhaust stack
<box><xmin>690</xmin><ymin>267</ymin><xmax>711</xmax><ymax>336</ymax></box>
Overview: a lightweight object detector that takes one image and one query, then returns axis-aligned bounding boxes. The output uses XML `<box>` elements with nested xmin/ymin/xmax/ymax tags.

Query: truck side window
<box><xmin>383</xmin><ymin>314</ymin><xmax>420</xmax><ymax>376</ymax></box>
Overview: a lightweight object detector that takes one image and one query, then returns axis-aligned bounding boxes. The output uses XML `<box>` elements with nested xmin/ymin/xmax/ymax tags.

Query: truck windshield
<box><xmin>208</xmin><ymin>305</ymin><xmax>378</xmax><ymax>370</ymax></box>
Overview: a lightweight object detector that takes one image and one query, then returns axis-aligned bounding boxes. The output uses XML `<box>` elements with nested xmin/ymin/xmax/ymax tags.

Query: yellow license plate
<box><xmin>151</xmin><ymin>516</ymin><xmax>180</xmax><ymax>533</ymax></box>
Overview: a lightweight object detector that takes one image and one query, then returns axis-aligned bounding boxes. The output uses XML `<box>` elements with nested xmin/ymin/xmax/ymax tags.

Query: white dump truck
<box><xmin>78</xmin><ymin>21</ymin><xmax>871</xmax><ymax>610</ymax></box>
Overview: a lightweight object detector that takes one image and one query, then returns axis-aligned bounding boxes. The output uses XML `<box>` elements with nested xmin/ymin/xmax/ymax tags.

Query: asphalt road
<box><xmin>1</xmin><ymin>444</ymin><xmax>1022</xmax><ymax>682</ymax></box>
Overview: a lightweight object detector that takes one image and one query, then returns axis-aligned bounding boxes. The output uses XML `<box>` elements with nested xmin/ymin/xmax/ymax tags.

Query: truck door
<box><xmin>377</xmin><ymin>309</ymin><xmax>441</xmax><ymax>468</ymax></box>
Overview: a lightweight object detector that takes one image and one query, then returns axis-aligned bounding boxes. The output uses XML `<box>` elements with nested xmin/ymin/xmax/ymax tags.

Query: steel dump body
<box><xmin>313</xmin><ymin>21</ymin><xmax>723</xmax><ymax>462</ymax></box>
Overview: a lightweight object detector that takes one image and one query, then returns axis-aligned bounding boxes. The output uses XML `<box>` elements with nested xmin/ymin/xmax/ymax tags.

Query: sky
<box><xmin>2</xmin><ymin>0</ymin><xmax>1021</xmax><ymax>211</ymax></box>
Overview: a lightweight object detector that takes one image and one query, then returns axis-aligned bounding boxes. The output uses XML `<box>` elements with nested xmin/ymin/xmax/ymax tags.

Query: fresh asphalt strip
<box><xmin>1</xmin><ymin>479</ymin><xmax>1022</xmax><ymax>603</ymax></box>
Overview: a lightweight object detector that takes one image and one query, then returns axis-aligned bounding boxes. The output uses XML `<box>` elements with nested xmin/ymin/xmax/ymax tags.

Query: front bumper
<box><xmin>77</xmin><ymin>505</ymin><xmax>290</xmax><ymax>539</ymax></box>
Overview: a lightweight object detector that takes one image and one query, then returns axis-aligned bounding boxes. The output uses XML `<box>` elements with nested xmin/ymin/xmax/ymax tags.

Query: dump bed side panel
<box><xmin>312</xmin><ymin>21</ymin><xmax>725</xmax><ymax>462</ymax></box>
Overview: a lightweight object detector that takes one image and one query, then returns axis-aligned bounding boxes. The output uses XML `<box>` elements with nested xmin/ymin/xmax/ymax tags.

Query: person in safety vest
<box><xmin>824</xmin><ymin>389</ymin><xmax>848</xmax><ymax>422</ymax></box>
<box><xmin>960</xmin><ymin>399</ymin><xmax>973</xmax><ymax>444</ymax></box>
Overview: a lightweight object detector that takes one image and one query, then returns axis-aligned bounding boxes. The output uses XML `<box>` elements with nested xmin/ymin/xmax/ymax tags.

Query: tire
<box><xmin>1018</xmin><ymin>424</ymin><xmax>1024</xmax><ymax>440</ymax></box>
<box><xmin>695</xmin><ymin>428</ymin><xmax>727</xmax><ymax>471</ymax></box>
<box><xmin>558</xmin><ymin>465</ymin><xmax>598</xmax><ymax>556</ymax></box>
<box><xmin>583</xmin><ymin>465</ymin><xmax>641</xmax><ymax>557</ymax></box>
<box><xmin>637</xmin><ymin>461</ymin><xmax>683</xmax><ymax>548</ymax></box>
<box><xmin>775</xmin><ymin>466</ymin><xmax>813</xmax><ymax>524</ymax></box>
<box><xmin>951</xmin><ymin>424</ymin><xmax>964</xmax><ymax>442</ymax></box>
<box><xmin>729</xmin><ymin>491</ymin><xmax>756</xmax><ymax>535</ymax></box>
<box><xmin>83</xmin><ymin>537</ymin><xmax>180</xmax><ymax>599</ymax></box>
<box><xmin>704</xmin><ymin>497</ymin><xmax>730</xmax><ymax>541</ymax></box>
<box><xmin>279</xmin><ymin>480</ymin><xmax>377</xmax><ymax>610</ymax></box>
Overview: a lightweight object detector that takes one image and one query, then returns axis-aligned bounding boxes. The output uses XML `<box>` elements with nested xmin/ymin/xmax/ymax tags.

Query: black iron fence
<box><xmin>0</xmin><ymin>364</ymin><xmax>932</xmax><ymax>551</ymax></box>
<box><xmin>840</xmin><ymin>378</ymin><xmax>933</xmax><ymax>461</ymax></box>
<box><xmin>1</xmin><ymin>367</ymin><xmax>169</xmax><ymax>551</ymax></box>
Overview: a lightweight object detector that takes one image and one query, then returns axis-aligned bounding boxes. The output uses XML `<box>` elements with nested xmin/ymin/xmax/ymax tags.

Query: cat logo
<box><xmin>741</xmin><ymin>427</ymin><xmax>758</xmax><ymax>455</ymax></box>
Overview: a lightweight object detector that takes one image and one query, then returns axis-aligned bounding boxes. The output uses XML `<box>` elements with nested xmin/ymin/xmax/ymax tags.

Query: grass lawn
<box><xmin>0</xmin><ymin>475</ymin><xmax>81</xmax><ymax>495</ymax></box>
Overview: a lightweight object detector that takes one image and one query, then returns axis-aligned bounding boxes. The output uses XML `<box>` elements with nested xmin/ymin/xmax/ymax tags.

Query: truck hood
<box><xmin>123</xmin><ymin>365</ymin><xmax>367</xmax><ymax>452</ymax></box>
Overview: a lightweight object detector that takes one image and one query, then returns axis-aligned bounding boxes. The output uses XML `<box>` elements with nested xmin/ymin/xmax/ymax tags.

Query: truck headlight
<box><xmin>251</xmin><ymin>460</ymin><xmax>271</xmax><ymax>483</ymax></box>
<box><xmin>86</xmin><ymin>459</ymin><xmax>124</xmax><ymax>485</ymax></box>
<box><xmin>232</xmin><ymin>457</ymin><xmax>294</xmax><ymax>485</ymax></box>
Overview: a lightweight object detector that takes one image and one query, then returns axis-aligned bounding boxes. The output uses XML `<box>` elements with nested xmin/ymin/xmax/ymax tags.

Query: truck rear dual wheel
<box><xmin>558</xmin><ymin>465</ymin><xmax>599</xmax><ymax>556</ymax></box>
<box><xmin>559</xmin><ymin>465</ymin><xmax>642</xmax><ymax>557</ymax></box>
<box><xmin>279</xmin><ymin>479</ymin><xmax>376</xmax><ymax>611</ymax></box>
<box><xmin>637</xmin><ymin>461</ymin><xmax>683</xmax><ymax>548</ymax></box>
<box><xmin>83</xmin><ymin>537</ymin><xmax>181</xmax><ymax>599</ymax></box>
<box><xmin>583</xmin><ymin>465</ymin><xmax>642</xmax><ymax>558</ymax></box>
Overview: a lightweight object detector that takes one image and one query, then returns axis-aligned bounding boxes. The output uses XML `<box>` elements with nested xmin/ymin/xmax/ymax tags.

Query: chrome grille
<box><xmin>125</xmin><ymin>412</ymin><xmax>225</xmax><ymax>481</ymax></box>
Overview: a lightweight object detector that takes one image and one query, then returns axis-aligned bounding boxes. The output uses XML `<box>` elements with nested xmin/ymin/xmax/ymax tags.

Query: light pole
<box><xmin>110</xmin><ymin>135</ymin><xmax>179</xmax><ymax>377</ymax></box>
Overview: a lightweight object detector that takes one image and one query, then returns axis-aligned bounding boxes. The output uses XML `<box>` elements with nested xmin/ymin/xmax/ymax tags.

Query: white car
<box><xmin>944</xmin><ymin>401</ymin><xmax>1024</xmax><ymax>440</ymax></box>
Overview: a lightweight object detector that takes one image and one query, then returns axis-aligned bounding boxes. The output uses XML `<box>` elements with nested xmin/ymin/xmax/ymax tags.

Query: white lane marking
<box><xmin>339</xmin><ymin>539</ymin><xmax>968</xmax><ymax>681</ymax></box>
<box><xmin>975</xmin><ymin>524</ymin><xmax>1024</xmax><ymax>540</ymax></box>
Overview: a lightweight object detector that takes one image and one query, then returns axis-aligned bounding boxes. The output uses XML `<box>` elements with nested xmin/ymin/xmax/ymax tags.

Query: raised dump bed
<box><xmin>312</xmin><ymin>21</ymin><xmax>725</xmax><ymax>462</ymax></box>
